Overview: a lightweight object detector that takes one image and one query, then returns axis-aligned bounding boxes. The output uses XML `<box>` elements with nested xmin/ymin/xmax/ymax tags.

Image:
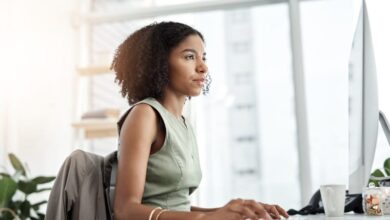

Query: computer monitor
<box><xmin>348</xmin><ymin>0</ymin><xmax>378</xmax><ymax>195</ymax></box>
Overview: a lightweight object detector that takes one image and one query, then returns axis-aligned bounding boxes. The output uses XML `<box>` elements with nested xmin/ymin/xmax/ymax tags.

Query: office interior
<box><xmin>0</xmin><ymin>0</ymin><xmax>390</xmax><ymax>211</ymax></box>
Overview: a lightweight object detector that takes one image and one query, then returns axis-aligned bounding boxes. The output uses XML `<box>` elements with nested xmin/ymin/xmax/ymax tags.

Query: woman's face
<box><xmin>166</xmin><ymin>34</ymin><xmax>208</xmax><ymax>97</ymax></box>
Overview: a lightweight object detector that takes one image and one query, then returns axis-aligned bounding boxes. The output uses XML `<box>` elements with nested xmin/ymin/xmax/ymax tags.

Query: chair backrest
<box><xmin>103</xmin><ymin>151</ymin><xmax>118</xmax><ymax>220</ymax></box>
<box><xmin>103</xmin><ymin>109</ymin><xmax>129</xmax><ymax>219</ymax></box>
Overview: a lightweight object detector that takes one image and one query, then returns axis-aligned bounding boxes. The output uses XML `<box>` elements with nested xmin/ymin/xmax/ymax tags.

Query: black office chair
<box><xmin>103</xmin><ymin>151</ymin><xmax>118</xmax><ymax>220</ymax></box>
<box><xmin>103</xmin><ymin>110</ymin><xmax>129</xmax><ymax>219</ymax></box>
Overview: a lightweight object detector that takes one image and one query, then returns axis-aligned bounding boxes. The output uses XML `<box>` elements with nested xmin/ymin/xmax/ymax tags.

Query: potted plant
<box><xmin>369</xmin><ymin>158</ymin><xmax>390</xmax><ymax>187</ymax></box>
<box><xmin>0</xmin><ymin>153</ymin><xmax>55</xmax><ymax>220</ymax></box>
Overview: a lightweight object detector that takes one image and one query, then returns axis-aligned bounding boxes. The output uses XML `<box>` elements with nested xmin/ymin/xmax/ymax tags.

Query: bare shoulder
<box><xmin>122</xmin><ymin>103</ymin><xmax>157</xmax><ymax>128</ymax></box>
<box><xmin>129</xmin><ymin>103</ymin><xmax>156</xmax><ymax>117</ymax></box>
<box><xmin>120</xmin><ymin>103</ymin><xmax>159</xmax><ymax>146</ymax></box>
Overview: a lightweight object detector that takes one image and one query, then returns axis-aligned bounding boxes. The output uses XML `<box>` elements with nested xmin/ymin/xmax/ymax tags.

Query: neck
<box><xmin>157</xmin><ymin>90</ymin><xmax>187</xmax><ymax>118</ymax></box>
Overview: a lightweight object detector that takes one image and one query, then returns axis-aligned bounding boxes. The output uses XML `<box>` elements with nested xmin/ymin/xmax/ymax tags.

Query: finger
<box><xmin>245</xmin><ymin>200</ymin><xmax>272</xmax><ymax>220</ymax></box>
<box><xmin>241</xmin><ymin>206</ymin><xmax>259</xmax><ymax>220</ymax></box>
<box><xmin>268</xmin><ymin>206</ymin><xmax>280</xmax><ymax>219</ymax></box>
<box><xmin>275</xmin><ymin>205</ymin><xmax>289</xmax><ymax>219</ymax></box>
<box><xmin>269</xmin><ymin>212</ymin><xmax>282</xmax><ymax>220</ymax></box>
<box><xmin>239</xmin><ymin>206</ymin><xmax>258</xmax><ymax>220</ymax></box>
<box><xmin>229</xmin><ymin>202</ymin><xmax>257</xmax><ymax>220</ymax></box>
<box><xmin>259</xmin><ymin>202</ymin><xmax>288</xmax><ymax>219</ymax></box>
<box><xmin>269</xmin><ymin>213</ymin><xmax>278</xmax><ymax>220</ymax></box>
<box><xmin>229</xmin><ymin>198</ymin><xmax>244</xmax><ymax>206</ymax></box>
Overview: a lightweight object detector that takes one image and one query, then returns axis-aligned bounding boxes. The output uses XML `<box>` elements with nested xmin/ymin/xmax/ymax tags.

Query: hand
<box><xmin>258</xmin><ymin>202</ymin><xmax>289</xmax><ymax>219</ymax></box>
<box><xmin>201</xmin><ymin>199</ymin><xmax>272</xmax><ymax>220</ymax></box>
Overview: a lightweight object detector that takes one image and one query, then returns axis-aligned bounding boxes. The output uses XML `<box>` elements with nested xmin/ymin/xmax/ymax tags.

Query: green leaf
<box><xmin>32</xmin><ymin>176</ymin><xmax>55</xmax><ymax>184</ymax></box>
<box><xmin>372</xmin><ymin>169</ymin><xmax>385</xmax><ymax>177</ymax></box>
<box><xmin>369</xmin><ymin>169</ymin><xmax>385</xmax><ymax>187</ymax></box>
<box><xmin>0</xmin><ymin>177</ymin><xmax>17</xmax><ymax>207</ymax></box>
<box><xmin>11</xmin><ymin>200</ymin><xmax>23</xmax><ymax>210</ymax></box>
<box><xmin>35</xmin><ymin>188</ymin><xmax>52</xmax><ymax>193</ymax></box>
<box><xmin>20</xmin><ymin>200</ymin><xmax>31</xmax><ymax>218</ymax></box>
<box><xmin>8</xmin><ymin>153</ymin><xmax>26</xmax><ymax>177</ymax></box>
<box><xmin>18</xmin><ymin>180</ymin><xmax>37</xmax><ymax>195</ymax></box>
<box><xmin>0</xmin><ymin>172</ymin><xmax>11</xmax><ymax>178</ymax></box>
<box><xmin>368</xmin><ymin>180</ymin><xmax>379</xmax><ymax>187</ymax></box>
<box><xmin>384</xmin><ymin>158</ymin><xmax>390</xmax><ymax>176</ymax></box>
<box><xmin>11</xmin><ymin>171</ymin><xmax>23</xmax><ymax>182</ymax></box>
<box><xmin>31</xmin><ymin>200</ymin><xmax>47</xmax><ymax>210</ymax></box>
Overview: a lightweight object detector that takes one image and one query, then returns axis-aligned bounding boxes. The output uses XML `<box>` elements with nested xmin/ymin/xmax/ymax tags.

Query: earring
<box><xmin>202</xmin><ymin>72</ymin><xmax>211</xmax><ymax>95</ymax></box>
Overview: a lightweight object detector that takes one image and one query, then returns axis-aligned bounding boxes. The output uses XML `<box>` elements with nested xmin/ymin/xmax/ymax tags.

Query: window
<box><xmin>300</xmin><ymin>0</ymin><xmax>353</xmax><ymax>187</ymax></box>
<box><xmin>194</xmin><ymin>4</ymin><xmax>300</xmax><ymax>208</ymax></box>
<box><xmin>83</xmin><ymin>3</ymin><xmax>301</xmax><ymax>207</ymax></box>
<box><xmin>77</xmin><ymin>0</ymin><xmax>363</xmax><ymax>209</ymax></box>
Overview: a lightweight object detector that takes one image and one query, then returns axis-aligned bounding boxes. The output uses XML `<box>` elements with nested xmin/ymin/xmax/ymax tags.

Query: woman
<box><xmin>112</xmin><ymin>21</ymin><xmax>289</xmax><ymax>220</ymax></box>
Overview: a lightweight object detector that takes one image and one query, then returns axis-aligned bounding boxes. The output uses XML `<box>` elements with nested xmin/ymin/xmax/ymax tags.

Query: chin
<box><xmin>188</xmin><ymin>91</ymin><xmax>201</xmax><ymax>97</ymax></box>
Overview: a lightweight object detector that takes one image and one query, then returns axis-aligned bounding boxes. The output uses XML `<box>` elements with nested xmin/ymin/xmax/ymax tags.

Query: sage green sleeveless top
<box><xmin>118</xmin><ymin>98</ymin><xmax>202</xmax><ymax>211</ymax></box>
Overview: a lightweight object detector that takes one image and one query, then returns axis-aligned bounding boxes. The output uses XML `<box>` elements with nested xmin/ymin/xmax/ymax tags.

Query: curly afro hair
<box><xmin>111</xmin><ymin>21</ymin><xmax>211</xmax><ymax>105</ymax></box>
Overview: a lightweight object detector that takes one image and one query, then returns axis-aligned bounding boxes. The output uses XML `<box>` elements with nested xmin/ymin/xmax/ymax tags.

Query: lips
<box><xmin>193</xmin><ymin>78</ymin><xmax>205</xmax><ymax>86</ymax></box>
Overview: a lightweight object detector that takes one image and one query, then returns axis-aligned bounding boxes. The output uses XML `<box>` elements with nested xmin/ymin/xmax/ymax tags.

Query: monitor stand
<box><xmin>369</xmin><ymin>111</ymin><xmax>390</xmax><ymax>186</ymax></box>
<box><xmin>379</xmin><ymin>111</ymin><xmax>390</xmax><ymax>145</ymax></box>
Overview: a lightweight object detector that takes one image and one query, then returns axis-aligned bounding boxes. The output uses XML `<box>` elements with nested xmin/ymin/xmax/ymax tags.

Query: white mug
<box><xmin>320</xmin><ymin>184</ymin><xmax>346</xmax><ymax>217</ymax></box>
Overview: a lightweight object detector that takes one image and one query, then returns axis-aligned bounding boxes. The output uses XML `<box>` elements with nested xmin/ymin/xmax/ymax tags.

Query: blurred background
<box><xmin>1</xmin><ymin>0</ymin><xmax>390</xmax><ymax>210</ymax></box>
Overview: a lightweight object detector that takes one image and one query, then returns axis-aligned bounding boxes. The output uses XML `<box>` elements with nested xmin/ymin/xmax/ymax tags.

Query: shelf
<box><xmin>76</xmin><ymin>65</ymin><xmax>112</xmax><ymax>76</ymax></box>
<box><xmin>72</xmin><ymin>119</ymin><xmax>118</xmax><ymax>139</ymax></box>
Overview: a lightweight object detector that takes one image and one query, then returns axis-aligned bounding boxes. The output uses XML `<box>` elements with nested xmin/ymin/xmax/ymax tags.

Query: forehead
<box><xmin>172</xmin><ymin>35</ymin><xmax>205</xmax><ymax>54</ymax></box>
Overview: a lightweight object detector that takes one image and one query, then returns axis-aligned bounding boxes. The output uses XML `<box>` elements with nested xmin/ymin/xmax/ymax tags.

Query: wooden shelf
<box><xmin>72</xmin><ymin>119</ymin><xmax>118</xmax><ymax>139</ymax></box>
<box><xmin>76</xmin><ymin>65</ymin><xmax>112</xmax><ymax>76</ymax></box>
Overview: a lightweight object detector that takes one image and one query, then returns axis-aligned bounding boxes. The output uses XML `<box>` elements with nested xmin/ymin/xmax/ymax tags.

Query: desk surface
<box><xmin>289</xmin><ymin>213</ymin><xmax>390</xmax><ymax>219</ymax></box>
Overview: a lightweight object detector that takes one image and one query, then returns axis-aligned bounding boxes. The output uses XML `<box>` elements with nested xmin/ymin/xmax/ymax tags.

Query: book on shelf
<box><xmin>71</xmin><ymin>119</ymin><xmax>118</xmax><ymax>138</ymax></box>
<box><xmin>81</xmin><ymin>108</ymin><xmax>120</xmax><ymax>120</ymax></box>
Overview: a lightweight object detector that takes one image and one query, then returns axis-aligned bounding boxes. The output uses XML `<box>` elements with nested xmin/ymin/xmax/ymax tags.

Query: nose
<box><xmin>196</xmin><ymin>60</ymin><xmax>208</xmax><ymax>74</ymax></box>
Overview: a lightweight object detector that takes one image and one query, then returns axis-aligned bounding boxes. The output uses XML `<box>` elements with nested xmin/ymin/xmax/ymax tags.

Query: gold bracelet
<box><xmin>148</xmin><ymin>207</ymin><xmax>162</xmax><ymax>220</ymax></box>
<box><xmin>155</xmin><ymin>209</ymin><xmax>168</xmax><ymax>220</ymax></box>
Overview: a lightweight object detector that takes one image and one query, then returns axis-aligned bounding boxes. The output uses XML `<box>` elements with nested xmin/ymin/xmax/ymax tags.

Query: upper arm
<box><xmin>114</xmin><ymin>104</ymin><xmax>158</xmax><ymax>210</ymax></box>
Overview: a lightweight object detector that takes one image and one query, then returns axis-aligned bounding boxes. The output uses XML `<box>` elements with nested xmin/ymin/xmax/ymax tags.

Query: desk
<box><xmin>289</xmin><ymin>213</ymin><xmax>390</xmax><ymax>219</ymax></box>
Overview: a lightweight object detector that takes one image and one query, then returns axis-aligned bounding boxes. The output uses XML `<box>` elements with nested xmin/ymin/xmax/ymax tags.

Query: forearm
<box><xmin>191</xmin><ymin>206</ymin><xmax>220</xmax><ymax>212</ymax></box>
<box><xmin>158</xmin><ymin>210</ymin><xmax>206</xmax><ymax>220</ymax></box>
<box><xmin>115</xmin><ymin>202</ymin><xmax>206</xmax><ymax>220</ymax></box>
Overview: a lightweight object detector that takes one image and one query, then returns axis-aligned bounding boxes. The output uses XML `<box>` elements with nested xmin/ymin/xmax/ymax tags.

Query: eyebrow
<box><xmin>181</xmin><ymin>48</ymin><xmax>206</xmax><ymax>56</ymax></box>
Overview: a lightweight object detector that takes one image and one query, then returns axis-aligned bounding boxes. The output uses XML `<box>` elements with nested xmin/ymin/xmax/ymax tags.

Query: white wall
<box><xmin>0</xmin><ymin>0</ymin><xmax>77</xmax><ymax>177</ymax></box>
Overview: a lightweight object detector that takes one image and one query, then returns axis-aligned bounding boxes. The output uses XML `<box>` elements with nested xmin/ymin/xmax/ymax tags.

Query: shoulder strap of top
<box><xmin>117</xmin><ymin>108</ymin><xmax>131</xmax><ymax>136</ymax></box>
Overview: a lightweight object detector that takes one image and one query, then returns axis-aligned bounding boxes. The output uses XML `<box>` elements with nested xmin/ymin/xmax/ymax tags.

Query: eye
<box><xmin>202</xmin><ymin>57</ymin><xmax>207</xmax><ymax>62</ymax></box>
<box><xmin>184</xmin><ymin>54</ymin><xmax>195</xmax><ymax>60</ymax></box>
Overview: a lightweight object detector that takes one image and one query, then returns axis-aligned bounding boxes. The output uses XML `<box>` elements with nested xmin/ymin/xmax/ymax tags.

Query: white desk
<box><xmin>289</xmin><ymin>213</ymin><xmax>390</xmax><ymax>219</ymax></box>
